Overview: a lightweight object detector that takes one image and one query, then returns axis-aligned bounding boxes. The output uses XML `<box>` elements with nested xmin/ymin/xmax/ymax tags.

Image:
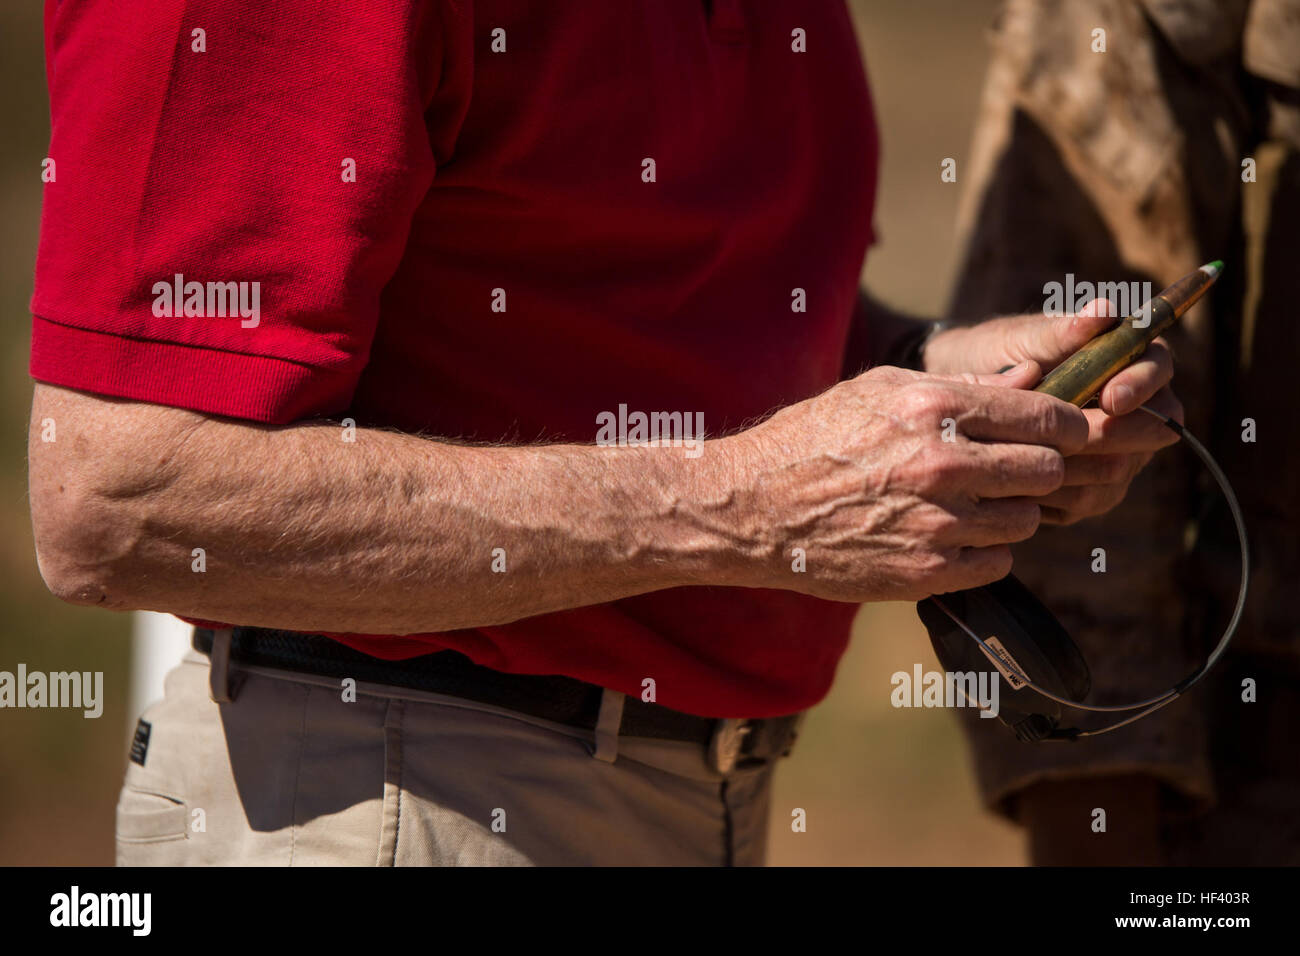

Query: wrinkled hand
<box><xmin>726</xmin><ymin>364</ymin><xmax>1087</xmax><ymax>602</ymax></box>
<box><xmin>923</xmin><ymin>298</ymin><xmax>1183</xmax><ymax>525</ymax></box>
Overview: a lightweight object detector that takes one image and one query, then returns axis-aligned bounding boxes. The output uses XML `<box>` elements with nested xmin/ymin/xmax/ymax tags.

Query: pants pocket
<box><xmin>115</xmin><ymin>787</ymin><xmax>189</xmax><ymax>865</ymax></box>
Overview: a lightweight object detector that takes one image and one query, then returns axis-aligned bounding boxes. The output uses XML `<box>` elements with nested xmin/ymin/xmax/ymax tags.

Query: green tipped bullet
<box><xmin>1035</xmin><ymin>261</ymin><xmax>1225</xmax><ymax>407</ymax></box>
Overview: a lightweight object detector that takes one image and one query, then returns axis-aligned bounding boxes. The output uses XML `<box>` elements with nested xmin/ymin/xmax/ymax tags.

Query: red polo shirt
<box><xmin>32</xmin><ymin>0</ymin><xmax>878</xmax><ymax>717</ymax></box>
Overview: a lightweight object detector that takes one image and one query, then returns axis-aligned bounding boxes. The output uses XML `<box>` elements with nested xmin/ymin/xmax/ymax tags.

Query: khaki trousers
<box><xmin>115</xmin><ymin>651</ymin><xmax>777</xmax><ymax>866</ymax></box>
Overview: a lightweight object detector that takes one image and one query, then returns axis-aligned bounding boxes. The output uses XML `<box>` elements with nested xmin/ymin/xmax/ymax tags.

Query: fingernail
<box><xmin>1113</xmin><ymin>384</ymin><xmax>1134</xmax><ymax>414</ymax></box>
<box><xmin>1000</xmin><ymin>361</ymin><xmax>1026</xmax><ymax>375</ymax></box>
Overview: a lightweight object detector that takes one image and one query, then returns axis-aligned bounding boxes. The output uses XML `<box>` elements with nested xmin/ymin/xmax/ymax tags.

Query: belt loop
<box><xmin>709</xmin><ymin>718</ymin><xmax>750</xmax><ymax>774</ymax></box>
<box><xmin>208</xmin><ymin>628</ymin><xmax>236</xmax><ymax>703</ymax></box>
<box><xmin>592</xmin><ymin>689</ymin><xmax>625</xmax><ymax>763</ymax></box>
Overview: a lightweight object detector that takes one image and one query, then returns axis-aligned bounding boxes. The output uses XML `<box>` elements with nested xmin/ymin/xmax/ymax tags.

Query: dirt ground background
<box><xmin>0</xmin><ymin>0</ymin><xmax>1022</xmax><ymax>865</ymax></box>
<box><xmin>767</xmin><ymin>2</ymin><xmax>1022</xmax><ymax>864</ymax></box>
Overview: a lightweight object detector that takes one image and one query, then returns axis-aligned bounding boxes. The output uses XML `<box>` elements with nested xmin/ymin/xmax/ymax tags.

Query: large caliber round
<box><xmin>1034</xmin><ymin>261</ymin><xmax>1223</xmax><ymax>407</ymax></box>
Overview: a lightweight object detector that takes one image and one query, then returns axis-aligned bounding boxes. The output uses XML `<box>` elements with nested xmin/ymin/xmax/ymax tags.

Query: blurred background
<box><xmin>0</xmin><ymin>0</ymin><xmax>1020</xmax><ymax>865</ymax></box>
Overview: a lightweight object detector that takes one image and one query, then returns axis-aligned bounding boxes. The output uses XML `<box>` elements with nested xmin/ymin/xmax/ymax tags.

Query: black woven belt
<box><xmin>193</xmin><ymin>627</ymin><xmax>802</xmax><ymax>770</ymax></box>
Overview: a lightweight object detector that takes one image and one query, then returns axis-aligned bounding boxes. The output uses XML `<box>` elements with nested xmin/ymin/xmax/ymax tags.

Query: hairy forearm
<box><xmin>29</xmin><ymin>385</ymin><xmax>761</xmax><ymax>634</ymax></box>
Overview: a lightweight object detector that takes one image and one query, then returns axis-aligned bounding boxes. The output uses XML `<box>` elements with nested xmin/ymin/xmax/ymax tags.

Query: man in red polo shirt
<box><xmin>28</xmin><ymin>0</ymin><xmax>1179</xmax><ymax>865</ymax></box>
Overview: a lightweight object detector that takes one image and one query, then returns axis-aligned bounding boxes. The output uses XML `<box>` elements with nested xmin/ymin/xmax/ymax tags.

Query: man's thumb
<box><xmin>1049</xmin><ymin>295</ymin><xmax>1118</xmax><ymax>356</ymax></box>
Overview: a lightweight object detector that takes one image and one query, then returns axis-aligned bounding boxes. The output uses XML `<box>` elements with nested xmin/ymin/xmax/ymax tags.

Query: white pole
<box><xmin>126</xmin><ymin>611</ymin><xmax>192</xmax><ymax>739</ymax></box>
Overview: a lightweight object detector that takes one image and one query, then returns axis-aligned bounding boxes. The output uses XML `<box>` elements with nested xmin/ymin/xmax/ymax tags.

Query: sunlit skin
<box><xmin>28</xmin><ymin>293</ymin><xmax>1175</xmax><ymax>630</ymax></box>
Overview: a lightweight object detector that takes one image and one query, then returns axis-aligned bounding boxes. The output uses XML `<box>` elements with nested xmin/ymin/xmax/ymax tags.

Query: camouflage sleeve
<box><xmin>943</xmin><ymin>0</ymin><xmax>1259</xmax><ymax>820</ymax></box>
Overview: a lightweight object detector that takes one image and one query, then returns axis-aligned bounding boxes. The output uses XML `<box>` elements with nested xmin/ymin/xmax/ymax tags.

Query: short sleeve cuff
<box><xmin>30</xmin><ymin>314</ymin><xmax>357</xmax><ymax>425</ymax></box>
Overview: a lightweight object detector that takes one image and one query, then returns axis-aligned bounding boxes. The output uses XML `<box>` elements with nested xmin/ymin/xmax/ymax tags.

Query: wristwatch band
<box><xmin>888</xmin><ymin>320</ymin><xmax>949</xmax><ymax>371</ymax></box>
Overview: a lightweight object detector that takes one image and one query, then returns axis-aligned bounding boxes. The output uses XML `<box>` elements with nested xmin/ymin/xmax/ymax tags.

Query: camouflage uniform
<box><xmin>947</xmin><ymin>0</ymin><xmax>1300</xmax><ymax>863</ymax></box>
